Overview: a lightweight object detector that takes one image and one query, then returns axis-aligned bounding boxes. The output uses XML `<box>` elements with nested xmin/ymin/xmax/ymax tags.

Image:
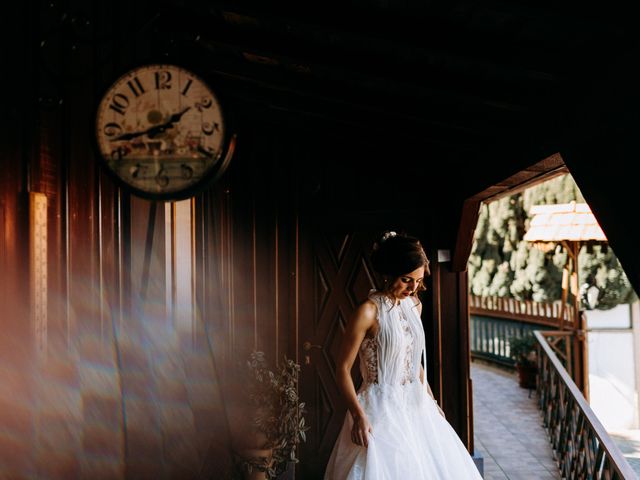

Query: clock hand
<box><xmin>197</xmin><ymin>145</ymin><xmax>215</xmax><ymax>158</ymax></box>
<box><xmin>146</xmin><ymin>106</ymin><xmax>191</xmax><ymax>139</ymax></box>
<box><xmin>110</xmin><ymin>130</ymin><xmax>147</xmax><ymax>142</ymax></box>
<box><xmin>167</xmin><ymin>106</ymin><xmax>191</xmax><ymax>124</ymax></box>
<box><xmin>110</xmin><ymin>106</ymin><xmax>192</xmax><ymax>141</ymax></box>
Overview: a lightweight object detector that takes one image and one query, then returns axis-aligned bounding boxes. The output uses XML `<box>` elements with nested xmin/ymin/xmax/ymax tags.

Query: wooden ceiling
<box><xmin>10</xmin><ymin>0</ymin><xmax>639</xmax><ymax>292</ymax></box>
<box><xmin>117</xmin><ymin>1</ymin><xmax>630</xmax><ymax>193</ymax></box>
<box><xmin>145</xmin><ymin>1</ymin><xmax>631</xmax><ymax>151</ymax></box>
<box><xmin>107</xmin><ymin>0</ymin><xmax>639</xmax><ymax>293</ymax></box>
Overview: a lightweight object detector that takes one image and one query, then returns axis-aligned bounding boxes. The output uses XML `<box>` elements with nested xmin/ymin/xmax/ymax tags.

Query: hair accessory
<box><xmin>372</xmin><ymin>231</ymin><xmax>396</xmax><ymax>251</ymax></box>
<box><xmin>382</xmin><ymin>231</ymin><xmax>397</xmax><ymax>242</ymax></box>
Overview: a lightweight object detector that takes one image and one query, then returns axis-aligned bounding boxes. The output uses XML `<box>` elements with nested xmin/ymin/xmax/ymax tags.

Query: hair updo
<box><xmin>370</xmin><ymin>231</ymin><xmax>430</xmax><ymax>278</ymax></box>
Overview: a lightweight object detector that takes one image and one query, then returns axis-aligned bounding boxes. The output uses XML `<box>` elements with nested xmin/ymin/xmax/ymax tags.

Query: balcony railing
<box><xmin>470</xmin><ymin>295</ymin><xmax>558</xmax><ymax>366</ymax></box>
<box><xmin>535</xmin><ymin>330</ymin><xmax>636</xmax><ymax>479</ymax></box>
<box><xmin>470</xmin><ymin>295</ymin><xmax>577</xmax><ymax>328</ymax></box>
<box><xmin>470</xmin><ymin>315</ymin><xmax>552</xmax><ymax>366</ymax></box>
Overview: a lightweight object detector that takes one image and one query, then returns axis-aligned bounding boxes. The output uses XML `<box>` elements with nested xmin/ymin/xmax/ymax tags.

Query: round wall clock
<box><xmin>95</xmin><ymin>64</ymin><xmax>235</xmax><ymax>200</ymax></box>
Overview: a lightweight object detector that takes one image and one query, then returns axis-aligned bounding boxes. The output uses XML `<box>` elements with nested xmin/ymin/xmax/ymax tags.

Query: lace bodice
<box><xmin>358</xmin><ymin>290</ymin><xmax>425</xmax><ymax>387</ymax></box>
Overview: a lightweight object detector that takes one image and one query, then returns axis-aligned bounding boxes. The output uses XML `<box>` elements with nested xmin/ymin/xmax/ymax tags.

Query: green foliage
<box><xmin>468</xmin><ymin>174</ymin><xmax>636</xmax><ymax>309</ymax></box>
<box><xmin>578</xmin><ymin>245</ymin><xmax>638</xmax><ymax>309</ymax></box>
<box><xmin>241</xmin><ymin>351</ymin><xmax>309</xmax><ymax>479</ymax></box>
<box><xmin>508</xmin><ymin>334</ymin><xmax>537</xmax><ymax>366</ymax></box>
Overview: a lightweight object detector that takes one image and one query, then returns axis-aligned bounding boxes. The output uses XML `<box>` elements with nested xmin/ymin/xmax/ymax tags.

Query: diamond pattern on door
<box><xmin>315</xmin><ymin>261</ymin><xmax>331</xmax><ymax>325</ymax></box>
<box><xmin>347</xmin><ymin>254</ymin><xmax>378</xmax><ymax>308</ymax></box>
<box><xmin>299</xmin><ymin>230</ymin><xmax>379</xmax><ymax>478</ymax></box>
<box><xmin>327</xmin><ymin>232</ymin><xmax>350</xmax><ymax>269</ymax></box>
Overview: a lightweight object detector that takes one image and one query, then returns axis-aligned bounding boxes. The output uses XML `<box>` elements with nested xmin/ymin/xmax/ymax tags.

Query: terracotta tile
<box><xmin>82</xmin><ymin>424</ymin><xmax>123</xmax><ymax>457</ymax></box>
<box><xmin>155</xmin><ymin>378</ymin><xmax>189</xmax><ymax>403</ymax></box>
<box><xmin>185</xmin><ymin>381</ymin><xmax>218</xmax><ymax>406</ymax></box>
<box><xmin>36</xmin><ymin>451</ymin><xmax>79</xmax><ymax>480</ymax></box>
<box><xmin>36</xmin><ymin>419</ymin><xmax>81</xmax><ymax>453</ymax></box>
<box><xmin>167</xmin><ymin>463</ymin><xmax>198</xmax><ymax>480</ymax></box>
<box><xmin>124</xmin><ymin>398</ymin><xmax>159</xmax><ymax>430</ymax></box>
<box><xmin>0</xmin><ymin>366</ymin><xmax>31</xmax><ymax>403</ymax></box>
<box><xmin>0</xmin><ymin>434</ymin><xmax>33</xmax><ymax>471</ymax></box>
<box><xmin>152</xmin><ymin>356</ymin><xmax>186</xmax><ymax>380</ymax></box>
<box><xmin>192</xmin><ymin>406</ymin><xmax>226</xmax><ymax>434</ymax></box>
<box><xmin>472</xmin><ymin>361</ymin><xmax>561</xmax><ymax>479</ymax></box>
<box><xmin>78</xmin><ymin>336</ymin><xmax>117</xmax><ymax>368</ymax></box>
<box><xmin>163</xmin><ymin>434</ymin><xmax>200</xmax><ymax>466</ymax></box>
<box><xmin>79</xmin><ymin>457</ymin><xmax>123</xmax><ymax>480</ymax></box>
<box><xmin>183</xmin><ymin>355</ymin><xmax>215</xmax><ymax>380</ymax></box>
<box><xmin>119</xmin><ymin>348</ymin><xmax>150</xmax><ymax>372</ymax></box>
<box><xmin>78</xmin><ymin>366</ymin><xmax>120</xmax><ymax>398</ymax></box>
<box><xmin>35</xmin><ymin>382</ymin><xmax>82</xmax><ymax>420</ymax></box>
<box><xmin>0</xmin><ymin>397</ymin><xmax>33</xmax><ymax>435</ymax></box>
<box><xmin>159</xmin><ymin>404</ymin><xmax>195</xmax><ymax>434</ymax></box>
<box><xmin>41</xmin><ymin>357</ymin><xmax>80</xmax><ymax>387</ymax></box>
<box><xmin>82</xmin><ymin>394</ymin><xmax>122</xmax><ymax>426</ymax></box>
<box><xmin>0</xmin><ymin>471</ymin><xmax>33</xmax><ymax>480</ymax></box>
<box><xmin>120</xmin><ymin>371</ymin><xmax>156</xmax><ymax>400</ymax></box>
<box><xmin>125</xmin><ymin>462</ymin><xmax>164</xmax><ymax>480</ymax></box>
<box><xmin>126</xmin><ymin>429</ymin><xmax>163</xmax><ymax>459</ymax></box>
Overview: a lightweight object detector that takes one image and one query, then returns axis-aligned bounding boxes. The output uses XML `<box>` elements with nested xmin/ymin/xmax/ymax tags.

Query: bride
<box><xmin>324</xmin><ymin>231</ymin><xmax>482</xmax><ymax>479</ymax></box>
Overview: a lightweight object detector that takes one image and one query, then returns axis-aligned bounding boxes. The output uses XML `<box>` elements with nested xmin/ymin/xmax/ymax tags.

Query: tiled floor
<box><xmin>471</xmin><ymin>360</ymin><xmax>561</xmax><ymax>480</ymax></box>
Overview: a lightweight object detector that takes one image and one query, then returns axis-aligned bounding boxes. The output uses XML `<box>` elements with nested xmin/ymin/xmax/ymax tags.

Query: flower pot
<box><xmin>237</xmin><ymin>447</ymin><xmax>273</xmax><ymax>480</ymax></box>
<box><xmin>516</xmin><ymin>362</ymin><xmax>537</xmax><ymax>389</ymax></box>
<box><xmin>276</xmin><ymin>460</ymin><xmax>296</xmax><ymax>480</ymax></box>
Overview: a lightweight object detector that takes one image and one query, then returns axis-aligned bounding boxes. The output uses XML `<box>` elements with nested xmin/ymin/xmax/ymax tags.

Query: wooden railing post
<box><xmin>535</xmin><ymin>331</ymin><xmax>635</xmax><ymax>479</ymax></box>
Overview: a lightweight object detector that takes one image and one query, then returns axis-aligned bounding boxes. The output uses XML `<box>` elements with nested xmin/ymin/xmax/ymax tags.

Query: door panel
<box><xmin>298</xmin><ymin>227</ymin><xmax>379</xmax><ymax>478</ymax></box>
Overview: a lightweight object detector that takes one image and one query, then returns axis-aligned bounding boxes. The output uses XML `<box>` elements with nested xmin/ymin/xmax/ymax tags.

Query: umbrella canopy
<box><xmin>524</xmin><ymin>201</ymin><xmax>607</xmax><ymax>243</ymax></box>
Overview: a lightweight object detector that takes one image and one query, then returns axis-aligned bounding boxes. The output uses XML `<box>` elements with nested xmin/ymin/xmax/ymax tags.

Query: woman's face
<box><xmin>387</xmin><ymin>266</ymin><xmax>425</xmax><ymax>301</ymax></box>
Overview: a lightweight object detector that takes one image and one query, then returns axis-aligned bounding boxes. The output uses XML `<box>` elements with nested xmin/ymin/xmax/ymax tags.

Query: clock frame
<box><xmin>95</xmin><ymin>64</ymin><xmax>233</xmax><ymax>200</ymax></box>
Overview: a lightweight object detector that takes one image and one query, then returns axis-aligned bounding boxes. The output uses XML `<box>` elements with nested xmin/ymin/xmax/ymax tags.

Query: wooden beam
<box><xmin>452</xmin><ymin>153</ymin><xmax>567</xmax><ymax>272</ymax></box>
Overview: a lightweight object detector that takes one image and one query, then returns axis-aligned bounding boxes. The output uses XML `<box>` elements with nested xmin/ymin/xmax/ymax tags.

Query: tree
<box><xmin>468</xmin><ymin>174</ymin><xmax>637</xmax><ymax>309</ymax></box>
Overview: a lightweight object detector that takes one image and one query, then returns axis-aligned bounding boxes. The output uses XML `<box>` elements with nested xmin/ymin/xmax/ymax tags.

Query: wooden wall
<box><xmin>0</xmin><ymin>2</ymin><xmax>480</xmax><ymax>478</ymax></box>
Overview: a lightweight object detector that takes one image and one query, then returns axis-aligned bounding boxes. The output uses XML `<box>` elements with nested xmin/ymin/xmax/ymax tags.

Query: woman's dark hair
<box><xmin>370</xmin><ymin>231</ymin><xmax>430</xmax><ymax>279</ymax></box>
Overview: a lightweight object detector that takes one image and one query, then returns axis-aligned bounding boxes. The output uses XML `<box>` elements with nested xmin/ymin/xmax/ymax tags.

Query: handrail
<box><xmin>534</xmin><ymin>330</ymin><xmax>636</xmax><ymax>479</ymax></box>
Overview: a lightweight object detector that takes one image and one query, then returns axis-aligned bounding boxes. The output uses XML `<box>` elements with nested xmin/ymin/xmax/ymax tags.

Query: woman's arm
<box><xmin>335</xmin><ymin>299</ymin><xmax>377</xmax><ymax>447</ymax></box>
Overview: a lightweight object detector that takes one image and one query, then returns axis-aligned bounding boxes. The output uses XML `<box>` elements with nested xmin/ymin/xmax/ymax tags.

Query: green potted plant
<box><xmin>234</xmin><ymin>351</ymin><xmax>309</xmax><ymax>480</ymax></box>
<box><xmin>508</xmin><ymin>334</ymin><xmax>538</xmax><ymax>389</ymax></box>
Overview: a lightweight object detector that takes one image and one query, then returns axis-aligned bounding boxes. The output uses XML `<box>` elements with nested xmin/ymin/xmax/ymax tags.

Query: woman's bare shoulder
<box><xmin>347</xmin><ymin>298</ymin><xmax>378</xmax><ymax>329</ymax></box>
<box><xmin>356</xmin><ymin>298</ymin><xmax>378</xmax><ymax>318</ymax></box>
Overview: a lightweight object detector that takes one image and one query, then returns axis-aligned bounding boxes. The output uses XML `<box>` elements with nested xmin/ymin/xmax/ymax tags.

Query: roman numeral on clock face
<box><xmin>181</xmin><ymin>79</ymin><xmax>193</xmax><ymax>96</ymax></box>
<box><xmin>108</xmin><ymin>93</ymin><xmax>129</xmax><ymax>115</ymax></box>
<box><xmin>155</xmin><ymin>71</ymin><xmax>172</xmax><ymax>90</ymax></box>
<box><xmin>127</xmin><ymin>76</ymin><xmax>146</xmax><ymax>97</ymax></box>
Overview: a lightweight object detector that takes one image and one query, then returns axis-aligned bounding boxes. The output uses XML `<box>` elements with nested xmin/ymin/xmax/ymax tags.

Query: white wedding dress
<box><xmin>324</xmin><ymin>290</ymin><xmax>483</xmax><ymax>480</ymax></box>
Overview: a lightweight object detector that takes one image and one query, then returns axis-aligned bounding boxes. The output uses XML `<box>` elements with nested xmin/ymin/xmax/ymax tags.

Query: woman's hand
<box><xmin>351</xmin><ymin>413</ymin><xmax>373</xmax><ymax>447</ymax></box>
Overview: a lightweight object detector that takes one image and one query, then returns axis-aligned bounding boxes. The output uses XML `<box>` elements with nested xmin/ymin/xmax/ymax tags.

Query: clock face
<box><xmin>95</xmin><ymin>64</ymin><xmax>228</xmax><ymax>199</ymax></box>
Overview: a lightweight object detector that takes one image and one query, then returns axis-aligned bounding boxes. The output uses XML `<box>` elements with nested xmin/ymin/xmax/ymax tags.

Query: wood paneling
<box><xmin>437</xmin><ymin>262</ymin><xmax>472</xmax><ymax>448</ymax></box>
<box><xmin>10</xmin><ymin>1</ymin><xmax>616</xmax><ymax>475</ymax></box>
<box><xmin>296</xmin><ymin>228</ymin><xmax>380</xmax><ymax>477</ymax></box>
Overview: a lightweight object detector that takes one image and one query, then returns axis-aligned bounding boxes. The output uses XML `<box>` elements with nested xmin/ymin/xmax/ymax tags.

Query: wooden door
<box><xmin>297</xmin><ymin>226</ymin><xmax>380</xmax><ymax>479</ymax></box>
